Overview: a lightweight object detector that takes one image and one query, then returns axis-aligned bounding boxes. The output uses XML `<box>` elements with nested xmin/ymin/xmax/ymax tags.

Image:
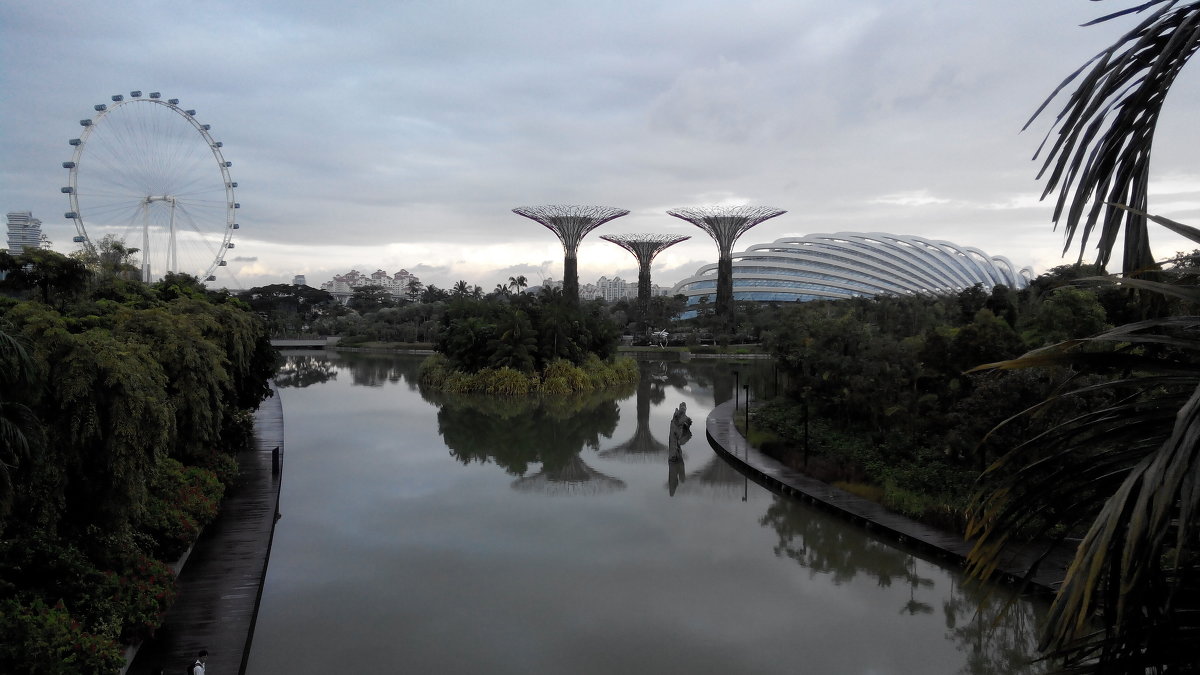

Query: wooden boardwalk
<box><xmin>707</xmin><ymin>400</ymin><xmax>1075</xmax><ymax>595</ymax></box>
<box><xmin>125</xmin><ymin>386</ymin><xmax>284</xmax><ymax>675</ymax></box>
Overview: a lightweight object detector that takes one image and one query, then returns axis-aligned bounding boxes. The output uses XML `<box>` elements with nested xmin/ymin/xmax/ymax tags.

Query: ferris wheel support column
<box><xmin>142</xmin><ymin>198</ymin><xmax>152</xmax><ymax>281</ymax></box>
<box><xmin>166</xmin><ymin>197</ymin><xmax>178</xmax><ymax>274</ymax></box>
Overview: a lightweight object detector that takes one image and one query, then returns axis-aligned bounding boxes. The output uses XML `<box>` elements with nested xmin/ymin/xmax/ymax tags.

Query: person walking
<box><xmin>190</xmin><ymin>649</ymin><xmax>208</xmax><ymax>675</ymax></box>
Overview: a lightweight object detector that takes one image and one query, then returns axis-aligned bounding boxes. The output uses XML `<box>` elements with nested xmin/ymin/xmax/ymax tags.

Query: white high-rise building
<box><xmin>595</xmin><ymin>276</ymin><xmax>630</xmax><ymax>302</ymax></box>
<box><xmin>292</xmin><ymin>274</ymin><xmax>307</xmax><ymax>286</ymax></box>
<box><xmin>6</xmin><ymin>212</ymin><xmax>42</xmax><ymax>255</ymax></box>
<box><xmin>319</xmin><ymin>268</ymin><xmax>422</xmax><ymax>303</ymax></box>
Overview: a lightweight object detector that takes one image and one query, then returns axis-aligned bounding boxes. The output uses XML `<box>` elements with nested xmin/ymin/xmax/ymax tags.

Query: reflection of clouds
<box><xmin>512</xmin><ymin>455</ymin><xmax>626</xmax><ymax>496</ymax></box>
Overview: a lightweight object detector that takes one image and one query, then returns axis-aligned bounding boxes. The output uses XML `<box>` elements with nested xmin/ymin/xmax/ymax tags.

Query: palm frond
<box><xmin>1028</xmin><ymin>1</ymin><xmax>1200</xmax><ymax>274</ymax></box>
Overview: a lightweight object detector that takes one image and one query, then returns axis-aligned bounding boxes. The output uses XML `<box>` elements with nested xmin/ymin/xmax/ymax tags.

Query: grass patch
<box><xmin>832</xmin><ymin>481</ymin><xmax>885</xmax><ymax>503</ymax></box>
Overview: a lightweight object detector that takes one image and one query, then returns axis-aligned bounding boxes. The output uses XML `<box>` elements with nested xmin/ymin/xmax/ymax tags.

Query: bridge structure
<box><xmin>271</xmin><ymin>337</ymin><xmax>340</xmax><ymax>349</ymax></box>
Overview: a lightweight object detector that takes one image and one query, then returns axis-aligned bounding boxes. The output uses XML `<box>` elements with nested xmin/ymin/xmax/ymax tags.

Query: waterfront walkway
<box><xmin>706</xmin><ymin>400</ymin><xmax>1074</xmax><ymax>595</ymax></box>
<box><xmin>126</xmin><ymin>386</ymin><xmax>284</xmax><ymax>675</ymax></box>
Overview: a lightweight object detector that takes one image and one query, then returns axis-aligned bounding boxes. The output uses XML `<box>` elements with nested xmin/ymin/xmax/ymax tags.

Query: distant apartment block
<box><xmin>579</xmin><ymin>275</ymin><xmax>671</xmax><ymax>302</ymax></box>
<box><xmin>292</xmin><ymin>274</ymin><xmax>307</xmax><ymax>286</ymax></box>
<box><xmin>320</xmin><ymin>268</ymin><xmax>421</xmax><ymax>303</ymax></box>
<box><xmin>6</xmin><ymin>211</ymin><xmax>43</xmax><ymax>255</ymax></box>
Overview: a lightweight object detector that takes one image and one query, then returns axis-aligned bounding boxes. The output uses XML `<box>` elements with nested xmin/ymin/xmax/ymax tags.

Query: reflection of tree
<box><xmin>943</xmin><ymin>576</ymin><xmax>1051</xmax><ymax>675</ymax></box>
<box><xmin>898</xmin><ymin>555</ymin><xmax>935</xmax><ymax>616</ymax></box>
<box><xmin>274</xmin><ymin>354</ymin><xmax>337</xmax><ymax>389</ymax></box>
<box><xmin>428</xmin><ymin>388</ymin><xmax>623</xmax><ymax>478</ymax></box>
<box><xmin>761</xmin><ymin>494</ymin><xmax>1049</xmax><ymax>674</ymax></box>
<box><xmin>339</xmin><ymin>352</ymin><xmax>423</xmax><ymax>388</ymax></box>
<box><xmin>759</xmin><ymin>495</ymin><xmax>918</xmax><ymax>586</ymax></box>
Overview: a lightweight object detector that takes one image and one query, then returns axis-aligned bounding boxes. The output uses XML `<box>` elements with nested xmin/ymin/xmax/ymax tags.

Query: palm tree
<box><xmin>508</xmin><ymin>275</ymin><xmax>528</xmax><ymax>294</ymax></box>
<box><xmin>1027</xmin><ymin>0</ymin><xmax>1199</xmax><ymax>277</ymax></box>
<box><xmin>968</xmin><ymin>3</ymin><xmax>1200</xmax><ymax>671</ymax></box>
<box><xmin>451</xmin><ymin>279</ymin><xmax>470</xmax><ymax>298</ymax></box>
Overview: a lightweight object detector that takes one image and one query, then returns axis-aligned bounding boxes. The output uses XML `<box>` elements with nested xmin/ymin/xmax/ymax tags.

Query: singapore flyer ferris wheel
<box><xmin>63</xmin><ymin>91</ymin><xmax>240</xmax><ymax>282</ymax></box>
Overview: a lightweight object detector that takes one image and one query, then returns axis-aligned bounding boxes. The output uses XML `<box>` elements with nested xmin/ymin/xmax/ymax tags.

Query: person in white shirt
<box><xmin>190</xmin><ymin>649</ymin><xmax>208</xmax><ymax>675</ymax></box>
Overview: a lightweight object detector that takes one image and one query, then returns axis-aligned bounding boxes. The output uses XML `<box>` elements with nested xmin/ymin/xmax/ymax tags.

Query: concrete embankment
<box><xmin>706</xmin><ymin>399</ymin><xmax>1074</xmax><ymax>595</ymax></box>
<box><xmin>125</xmin><ymin>385</ymin><xmax>285</xmax><ymax>675</ymax></box>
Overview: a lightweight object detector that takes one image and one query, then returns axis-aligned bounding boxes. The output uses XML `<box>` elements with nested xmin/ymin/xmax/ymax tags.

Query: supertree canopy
<box><xmin>666</xmin><ymin>205</ymin><xmax>785</xmax><ymax>323</ymax></box>
<box><xmin>513</xmin><ymin>205</ymin><xmax>629</xmax><ymax>302</ymax></box>
<box><xmin>600</xmin><ymin>233</ymin><xmax>690</xmax><ymax>308</ymax></box>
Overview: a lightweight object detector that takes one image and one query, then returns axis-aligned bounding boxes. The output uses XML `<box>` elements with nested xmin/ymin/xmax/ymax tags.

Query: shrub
<box><xmin>142</xmin><ymin>458</ymin><xmax>224</xmax><ymax>561</ymax></box>
<box><xmin>482</xmin><ymin>367</ymin><xmax>532</xmax><ymax>396</ymax></box>
<box><xmin>0</xmin><ymin>597</ymin><xmax>124</xmax><ymax>674</ymax></box>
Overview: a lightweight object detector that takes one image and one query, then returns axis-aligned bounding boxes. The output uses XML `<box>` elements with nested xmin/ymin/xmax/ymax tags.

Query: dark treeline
<box><xmin>750</xmin><ymin>260</ymin><xmax>1195</xmax><ymax>532</ymax></box>
<box><xmin>235</xmin><ymin>279</ymin><xmax>688</xmax><ymax>349</ymax></box>
<box><xmin>0</xmin><ymin>248</ymin><xmax>278</xmax><ymax>672</ymax></box>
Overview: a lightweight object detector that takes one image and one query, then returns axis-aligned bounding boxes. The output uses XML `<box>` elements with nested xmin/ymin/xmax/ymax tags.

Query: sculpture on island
<box><xmin>513</xmin><ymin>205</ymin><xmax>630</xmax><ymax>303</ymax></box>
<box><xmin>600</xmin><ymin>233</ymin><xmax>690</xmax><ymax>312</ymax></box>
<box><xmin>666</xmin><ymin>205</ymin><xmax>786</xmax><ymax>327</ymax></box>
<box><xmin>668</xmin><ymin>401</ymin><xmax>692</xmax><ymax>462</ymax></box>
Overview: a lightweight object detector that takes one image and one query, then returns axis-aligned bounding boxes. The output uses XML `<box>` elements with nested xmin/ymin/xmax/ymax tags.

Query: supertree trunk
<box><xmin>563</xmin><ymin>255</ymin><xmax>579</xmax><ymax>302</ymax></box>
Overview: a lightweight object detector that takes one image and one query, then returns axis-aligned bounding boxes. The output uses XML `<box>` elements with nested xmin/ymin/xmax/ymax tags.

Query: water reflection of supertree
<box><xmin>512</xmin><ymin>454</ymin><xmax>626</xmax><ymax>496</ymax></box>
<box><xmin>429</xmin><ymin>388</ymin><xmax>623</xmax><ymax>478</ymax></box>
<box><xmin>599</xmin><ymin>363</ymin><xmax>669</xmax><ymax>463</ymax></box>
<box><xmin>275</xmin><ymin>354</ymin><xmax>337</xmax><ymax>389</ymax></box>
<box><xmin>668</xmin><ymin>456</ymin><xmax>748</xmax><ymax>500</ymax></box>
<box><xmin>680</xmin><ymin>360</ymin><xmax>770</xmax><ymax>407</ymax></box>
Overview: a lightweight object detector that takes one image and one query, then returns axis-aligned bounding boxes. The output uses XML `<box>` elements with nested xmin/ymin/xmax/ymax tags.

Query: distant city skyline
<box><xmin>3</xmin><ymin>2</ymin><xmax>1198</xmax><ymax>292</ymax></box>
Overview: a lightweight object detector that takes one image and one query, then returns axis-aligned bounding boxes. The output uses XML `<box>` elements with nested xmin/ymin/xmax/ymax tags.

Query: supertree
<box><xmin>666</xmin><ymin>205</ymin><xmax>785</xmax><ymax>323</ymax></box>
<box><xmin>600</xmin><ymin>233</ymin><xmax>690</xmax><ymax>311</ymax></box>
<box><xmin>512</xmin><ymin>205</ymin><xmax>629</xmax><ymax>302</ymax></box>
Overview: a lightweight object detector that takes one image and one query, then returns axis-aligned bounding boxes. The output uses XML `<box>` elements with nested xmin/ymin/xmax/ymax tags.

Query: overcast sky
<box><xmin>3</xmin><ymin>0</ymin><xmax>1199</xmax><ymax>292</ymax></box>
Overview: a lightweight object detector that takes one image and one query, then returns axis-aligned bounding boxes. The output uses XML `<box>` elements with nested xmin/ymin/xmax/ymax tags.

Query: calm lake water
<box><xmin>246</xmin><ymin>352</ymin><xmax>1049</xmax><ymax>674</ymax></box>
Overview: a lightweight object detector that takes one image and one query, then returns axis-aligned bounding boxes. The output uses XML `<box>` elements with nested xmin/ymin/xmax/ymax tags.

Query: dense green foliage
<box><xmin>755</xmin><ymin>256</ymin><xmax>1200</xmax><ymax>671</ymax></box>
<box><xmin>0</xmin><ymin>248</ymin><xmax>278</xmax><ymax>672</ymax></box>
<box><xmin>752</xmin><ymin>269</ymin><xmax>1139</xmax><ymax>529</ymax></box>
<box><xmin>417</xmin><ymin>288</ymin><xmax>638</xmax><ymax>394</ymax></box>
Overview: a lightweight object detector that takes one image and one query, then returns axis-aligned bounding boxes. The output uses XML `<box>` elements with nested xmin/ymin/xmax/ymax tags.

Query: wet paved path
<box><xmin>707</xmin><ymin>399</ymin><xmax>1074</xmax><ymax>595</ymax></box>
<box><xmin>126</xmin><ymin>386</ymin><xmax>284</xmax><ymax>674</ymax></box>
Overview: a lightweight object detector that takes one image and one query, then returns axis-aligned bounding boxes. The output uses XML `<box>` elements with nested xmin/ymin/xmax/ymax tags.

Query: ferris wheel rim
<box><xmin>64</xmin><ymin>92</ymin><xmax>238</xmax><ymax>281</ymax></box>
